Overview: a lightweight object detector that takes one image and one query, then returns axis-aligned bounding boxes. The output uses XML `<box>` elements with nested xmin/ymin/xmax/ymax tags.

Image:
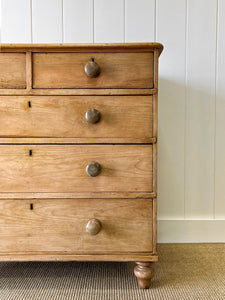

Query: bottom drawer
<box><xmin>0</xmin><ymin>199</ymin><xmax>153</xmax><ymax>254</ymax></box>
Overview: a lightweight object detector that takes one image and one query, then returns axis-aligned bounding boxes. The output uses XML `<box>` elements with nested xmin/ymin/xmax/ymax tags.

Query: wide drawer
<box><xmin>0</xmin><ymin>198</ymin><xmax>153</xmax><ymax>253</ymax></box>
<box><xmin>0</xmin><ymin>53</ymin><xmax>26</xmax><ymax>89</ymax></box>
<box><xmin>0</xmin><ymin>96</ymin><xmax>153</xmax><ymax>139</ymax></box>
<box><xmin>0</xmin><ymin>145</ymin><xmax>153</xmax><ymax>193</ymax></box>
<box><xmin>32</xmin><ymin>52</ymin><xmax>154</xmax><ymax>89</ymax></box>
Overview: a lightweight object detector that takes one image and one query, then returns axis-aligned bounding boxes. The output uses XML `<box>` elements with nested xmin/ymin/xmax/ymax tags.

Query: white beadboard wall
<box><xmin>1</xmin><ymin>0</ymin><xmax>225</xmax><ymax>242</ymax></box>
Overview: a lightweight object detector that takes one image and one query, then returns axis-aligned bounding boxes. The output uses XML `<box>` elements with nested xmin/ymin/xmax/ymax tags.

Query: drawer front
<box><xmin>0</xmin><ymin>96</ymin><xmax>153</xmax><ymax>139</ymax></box>
<box><xmin>33</xmin><ymin>52</ymin><xmax>154</xmax><ymax>89</ymax></box>
<box><xmin>0</xmin><ymin>53</ymin><xmax>26</xmax><ymax>89</ymax></box>
<box><xmin>0</xmin><ymin>145</ymin><xmax>153</xmax><ymax>193</ymax></box>
<box><xmin>0</xmin><ymin>198</ymin><xmax>153</xmax><ymax>253</ymax></box>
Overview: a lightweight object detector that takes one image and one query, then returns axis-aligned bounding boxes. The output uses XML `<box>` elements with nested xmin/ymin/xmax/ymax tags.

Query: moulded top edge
<box><xmin>0</xmin><ymin>43</ymin><xmax>163</xmax><ymax>56</ymax></box>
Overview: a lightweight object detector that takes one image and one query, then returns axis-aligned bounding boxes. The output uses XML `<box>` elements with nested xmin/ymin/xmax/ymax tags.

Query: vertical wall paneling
<box><xmin>32</xmin><ymin>0</ymin><xmax>62</xmax><ymax>43</ymax></box>
<box><xmin>156</xmin><ymin>0</ymin><xmax>186</xmax><ymax>219</ymax></box>
<box><xmin>1</xmin><ymin>0</ymin><xmax>31</xmax><ymax>43</ymax></box>
<box><xmin>215</xmin><ymin>0</ymin><xmax>225</xmax><ymax>219</ymax></box>
<box><xmin>94</xmin><ymin>0</ymin><xmax>124</xmax><ymax>43</ymax></box>
<box><xmin>125</xmin><ymin>0</ymin><xmax>155</xmax><ymax>42</ymax></box>
<box><xmin>185</xmin><ymin>0</ymin><xmax>217</xmax><ymax>219</ymax></box>
<box><xmin>63</xmin><ymin>0</ymin><xmax>93</xmax><ymax>43</ymax></box>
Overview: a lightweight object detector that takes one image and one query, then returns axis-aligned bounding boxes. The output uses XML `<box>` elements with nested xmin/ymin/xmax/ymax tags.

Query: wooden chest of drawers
<box><xmin>0</xmin><ymin>43</ymin><xmax>163</xmax><ymax>289</ymax></box>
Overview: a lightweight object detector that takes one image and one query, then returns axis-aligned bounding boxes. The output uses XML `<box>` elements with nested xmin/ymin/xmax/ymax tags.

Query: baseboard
<box><xmin>158</xmin><ymin>220</ymin><xmax>225</xmax><ymax>243</ymax></box>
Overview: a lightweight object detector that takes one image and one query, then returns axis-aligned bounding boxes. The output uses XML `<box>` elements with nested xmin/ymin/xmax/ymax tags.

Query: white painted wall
<box><xmin>1</xmin><ymin>0</ymin><xmax>225</xmax><ymax>242</ymax></box>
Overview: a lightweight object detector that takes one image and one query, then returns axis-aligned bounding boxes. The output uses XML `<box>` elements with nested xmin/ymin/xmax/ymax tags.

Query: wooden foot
<box><xmin>134</xmin><ymin>262</ymin><xmax>155</xmax><ymax>289</ymax></box>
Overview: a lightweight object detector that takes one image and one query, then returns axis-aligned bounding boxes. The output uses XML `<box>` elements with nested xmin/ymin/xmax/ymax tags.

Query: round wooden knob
<box><xmin>86</xmin><ymin>219</ymin><xmax>102</xmax><ymax>235</ymax></box>
<box><xmin>85</xmin><ymin>108</ymin><xmax>101</xmax><ymax>124</ymax></box>
<box><xmin>86</xmin><ymin>162</ymin><xmax>101</xmax><ymax>177</ymax></box>
<box><xmin>84</xmin><ymin>58</ymin><xmax>100</xmax><ymax>78</ymax></box>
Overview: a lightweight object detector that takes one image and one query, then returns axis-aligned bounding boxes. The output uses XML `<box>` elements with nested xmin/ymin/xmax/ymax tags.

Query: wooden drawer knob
<box><xmin>86</xmin><ymin>162</ymin><xmax>101</xmax><ymax>177</ymax></box>
<box><xmin>85</xmin><ymin>108</ymin><xmax>101</xmax><ymax>124</ymax></box>
<box><xmin>84</xmin><ymin>58</ymin><xmax>100</xmax><ymax>78</ymax></box>
<box><xmin>86</xmin><ymin>219</ymin><xmax>102</xmax><ymax>235</ymax></box>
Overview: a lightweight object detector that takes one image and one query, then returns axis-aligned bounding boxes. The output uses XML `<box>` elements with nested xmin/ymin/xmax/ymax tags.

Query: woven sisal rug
<box><xmin>0</xmin><ymin>244</ymin><xmax>224</xmax><ymax>299</ymax></box>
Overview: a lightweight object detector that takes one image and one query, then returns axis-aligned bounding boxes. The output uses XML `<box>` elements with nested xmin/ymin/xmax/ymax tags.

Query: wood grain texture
<box><xmin>0</xmin><ymin>96</ymin><xmax>153</xmax><ymax>139</ymax></box>
<box><xmin>0</xmin><ymin>198</ymin><xmax>153</xmax><ymax>253</ymax></box>
<box><xmin>0</xmin><ymin>43</ymin><xmax>164</xmax><ymax>54</ymax></box>
<box><xmin>0</xmin><ymin>145</ymin><xmax>153</xmax><ymax>193</ymax></box>
<box><xmin>0</xmin><ymin>137</ymin><xmax>157</xmax><ymax>144</ymax></box>
<box><xmin>153</xmin><ymin>50</ymin><xmax>159</xmax><ymax>94</ymax></box>
<box><xmin>32</xmin><ymin>52</ymin><xmax>154</xmax><ymax>89</ymax></box>
<box><xmin>152</xmin><ymin>198</ymin><xmax>157</xmax><ymax>254</ymax></box>
<box><xmin>26</xmin><ymin>52</ymin><xmax>32</xmax><ymax>91</ymax></box>
<box><xmin>0</xmin><ymin>88</ymin><xmax>157</xmax><ymax>96</ymax></box>
<box><xmin>0</xmin><ymin>53</ymin><xmax>26</xmax><ymax>89</ymax></box>
<box><xmin>0</xmin><ymin>253</ymin><xmax>158</xmax><ymax>262</ymax></box>
<box><xmin>0</xmin><ymin>42</ymin><xmax>160</xmax><ymax>268</ymax></box>
<box><xmin>134</xmin><ymin>262</ymin><xmax>155</xmax><ymax>289</ymax></box>
<box><xmin>153</xmin><ymin>94</ymin><xmax>158</xmax><ymax>138</ymax></box>
<box><xmin>0</xmin><ymin>192</ymin><xmax>156</xmax><ymax>199</ymax></box>
<box><xmin>153</xmin><ymin>143</ymin><xmax>157</xmax><ymax>193</ymax></box>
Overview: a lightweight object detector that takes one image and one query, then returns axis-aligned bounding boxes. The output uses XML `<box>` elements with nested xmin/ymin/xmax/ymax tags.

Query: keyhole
<box><xmin>28</xmin><ymin>101</ymin><xmax>32</xmax><ymax>108</ymax></box>
<box><xmin>30</xmin><ymin>203</ymin><xmax>33</xmax><ymax>210</ymax></box>
<box><xmin>92</xmin><ymin>58</ymin><xmax>94</xmax><ymax>62</ymax></box>
<box><xmin>29</xmin><ymin>149</ymin><xmax>32</xmax><ymax>156</ymax></box>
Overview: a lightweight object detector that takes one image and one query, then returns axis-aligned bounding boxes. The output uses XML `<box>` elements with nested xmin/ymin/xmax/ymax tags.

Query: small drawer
<box><xmin>0</xmin><ymin>145</ymin><xmax>153</xmax><ymax>193</ymax></box>
<box><xmin>32</xmin><ymin>52</ymin><xmax>154</xmax><ymax>89</ymax></box>
<box><xmin>0</xmin><ymin>96</ymin><xmax>153</xmax><ymax>140</ymax></box>
<box><xmin>0</xmin><ymin>198</ymin><xmax>153</xmax><ymax>253</ymax></box>
<box><xmin>0</xmin><ymin>53</ymin><xmax>26</xmax><ymax>89</ymax></box>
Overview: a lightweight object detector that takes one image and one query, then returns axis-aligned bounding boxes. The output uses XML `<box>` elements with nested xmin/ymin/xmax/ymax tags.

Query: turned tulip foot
<box><xmin>134</xmin><ymin>262</ymin><xmax>155</xmax><ymax>289</ymax></box>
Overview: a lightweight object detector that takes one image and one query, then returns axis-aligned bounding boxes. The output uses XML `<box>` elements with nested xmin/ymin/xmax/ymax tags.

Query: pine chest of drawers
<box><xmin>0</xmin><ymin>43</ymin><xmax>163</xmax><ymax>289</ymax></box>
